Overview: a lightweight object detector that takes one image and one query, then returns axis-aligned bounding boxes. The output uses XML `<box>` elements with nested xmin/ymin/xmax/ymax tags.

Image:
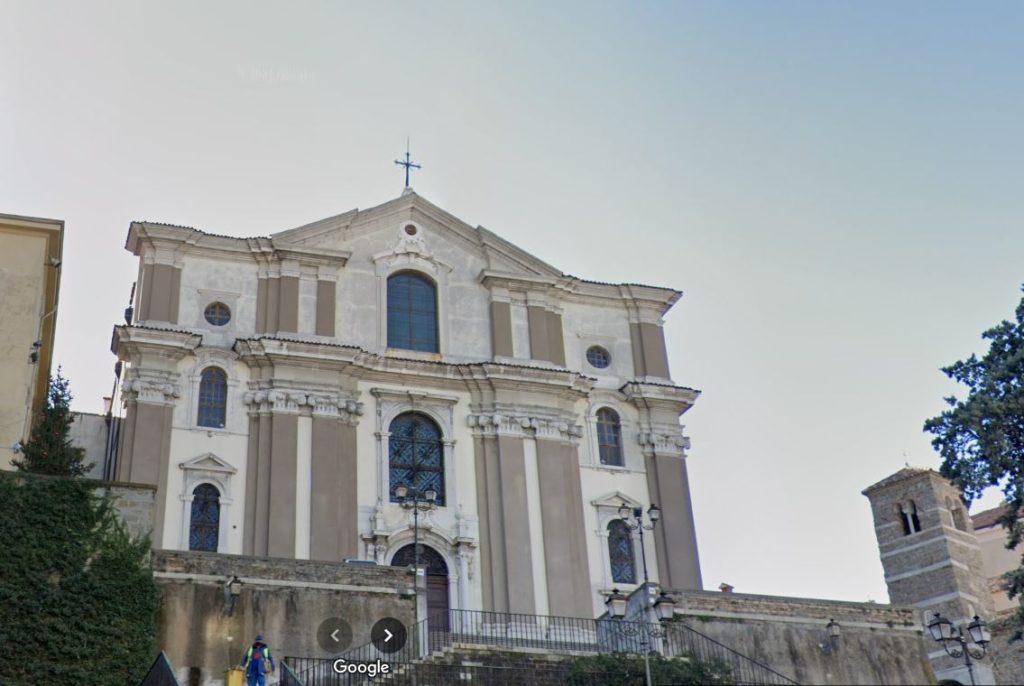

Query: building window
<box><xmin>389</xmin><ymin>412</ymin><xmax>445</xmax><ymax>505</ymax></box>
<box><xmin>204</xmin><ymin>302</ymin><xmax>231</xmax><ymax>326</ymax></box>
<box><xmin>596</xmin><ymin>408</ymin><xmax>623</xmax><ymax>466</ymax></box>
<box><xmin>898</xmin><ymin>500</ymin><xmax>922</xmax><ymax>536</ymax></box>
<box><xmin>189</xmin><ymin>483</ymin><xmax>220</xmax><ymax>552</ymax></box>
<box><xmin>197</xmin><ymin>367</ymin><xmax>227</xmax><ymax>428</ymax></box>
<box><xmin>947</xmin><ymin>497</ymin><xmax>968</xmax><ymax>532</ymax></box>
<box><xmin>586</xmin><ymin>346</ymin><xmax>611</xmax><ymax>369</ymax></box>
<box><xmin>608</xmin><ymin>519</ymin><xmax>637</xmax><ymax>584</ymax></box>
<box><xmin>387</xmin><ymin>271</ymin><xmax>438</xmax><ymax>352</ymax></box>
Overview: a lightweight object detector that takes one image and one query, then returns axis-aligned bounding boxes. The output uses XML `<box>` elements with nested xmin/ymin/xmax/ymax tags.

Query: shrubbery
<box><xmin>567</xmin><ymin>651</ymin><xmax>734</xmax><ymax>685</ymax></box>
<box><xmin>0</xmin><ymin>475</ymin><xmax>158</xmax><ymax>686</ymax></box>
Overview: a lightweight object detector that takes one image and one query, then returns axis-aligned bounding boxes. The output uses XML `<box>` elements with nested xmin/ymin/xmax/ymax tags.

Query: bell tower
<box><xmin>863</xmin><ymin>467</ymin><xmax>994</xmax><ymax>684</ymax></box>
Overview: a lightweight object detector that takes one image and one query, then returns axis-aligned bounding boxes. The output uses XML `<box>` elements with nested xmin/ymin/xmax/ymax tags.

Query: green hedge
<box><xmin>567</xmin><ymin>651</ymin><xmax>734</xmax><ymax>685</ymax></box>
<box><xmin>0</xmin><ymin>474</ymin><xmax>158</xmax><ymax>686</ymax></box>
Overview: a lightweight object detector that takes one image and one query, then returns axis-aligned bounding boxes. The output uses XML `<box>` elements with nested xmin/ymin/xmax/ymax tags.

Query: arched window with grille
<box><xmin>389</xmin><ymin>412</ymin><xmax>445</xmax><ymax>506</ymax></box>
<box><xmin>197</xmin><ymin>367</ymin><xmax>227</xmax><ymax>428</ymax></box>
<box><xmin>596</xmin><ymin>408</ymin><xmax>623</xmax><ymax>466</ymax></box>
<box><xmin>608</xmin><ymin>519</ymin><xmax>636</xmax><ymax>584</ymax></box>
<box><xmin>387</xmin><ymin>271</ymin><xmax>438</xmax><ymax>353</ymax></box>
<box><xmin>189</xmin><ymin>483</ymin><xmax>220</xmax><ymax>552</ymax></box>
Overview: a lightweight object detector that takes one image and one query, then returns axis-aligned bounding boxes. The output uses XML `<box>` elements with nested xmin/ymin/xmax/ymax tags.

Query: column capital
<box><xmin>122</xmin><ymin>372</ymin><xmax>181</xmax><ymax>406</ymax></box>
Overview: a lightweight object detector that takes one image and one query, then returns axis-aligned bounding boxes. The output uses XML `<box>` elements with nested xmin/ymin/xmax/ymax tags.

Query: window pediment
<box><xmin>179</xmin><ymin>453</ymin><xmax>237</xmax><ymax>475</ymax></box>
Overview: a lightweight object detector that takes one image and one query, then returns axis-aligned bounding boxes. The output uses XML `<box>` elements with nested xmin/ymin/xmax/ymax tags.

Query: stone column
<box><xmin>116</xmin><ymin>374</ymin><xmax>179</xmax><ymax>548</ymax></box>
<box><xmin>470</xmin><ymin>415</ymin><xmax>537</xmax><ymax>614</ymax></box>
<box><xmin>266</xmin><ymin>391</ymin><xmax>300</xmax><ymax>558</ymax></box>
<box><xmin>309</xmin><ymin>397</ymin><xmax>362</xmax><ymax>561</ymax></box>
<box><xmin>535</xmin><ymin>421</ymin><xmax>592</xmax><ymax>618</ymax></box>
<box><xmin>642</xmin><ymin>434</ymin><xmax>702</xmax><ymax>590</ymax></box>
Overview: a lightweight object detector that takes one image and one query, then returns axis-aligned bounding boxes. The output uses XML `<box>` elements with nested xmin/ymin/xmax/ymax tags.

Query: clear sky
<box><xmin>3</xmin><ymin>1</ymin><xmax>1022</xmax><ymax>603</ymax></box>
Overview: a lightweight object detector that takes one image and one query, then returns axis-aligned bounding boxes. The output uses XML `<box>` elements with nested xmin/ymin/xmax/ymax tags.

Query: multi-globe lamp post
<box><xmin>605</xmin><ymin>502</ymin><xmax>675</xmax><ymax>686</ymax></box>
<box><xmin>393</xmin><ymin>484</ymin><xmax>437</xmax><ymax>571</ymax></box>
<box><xmin>926</xmin><ymin>612</ymin><xmax>991</xmax><ymax>686</ymax></box>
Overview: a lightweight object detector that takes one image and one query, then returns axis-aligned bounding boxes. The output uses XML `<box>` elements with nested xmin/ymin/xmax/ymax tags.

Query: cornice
<box><xmin>112</xmin><ymin>325</ymin><xmax>203</xmax><ymax>359</ymax></box>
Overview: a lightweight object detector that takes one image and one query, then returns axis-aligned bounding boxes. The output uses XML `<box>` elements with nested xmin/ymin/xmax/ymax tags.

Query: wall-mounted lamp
<box><xmin>227</xmin><ymin>576</ymin><xmax>243</xmax><ymax>615</ymax></box>
<box><xmin>820</xmin><ymin>618</ymin><xmax>841</xmax><ymax>655</ymax></box>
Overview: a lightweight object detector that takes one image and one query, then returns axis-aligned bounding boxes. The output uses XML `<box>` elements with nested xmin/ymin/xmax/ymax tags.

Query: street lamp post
<box><xmin>926</xmin><ymin>612</ymin><xmax>991</xmax><ymax>686</ymax></box>
<box><xmin>618</xmin><ymin>503</ymin><xmax>660</xmax><ymax>587</ymax></box>
<box><xmin>606</xmin><ymin>588</ymin><xmax>677</xmax><ymax>686</ymax></box>
<box><xmin>393</xmin><ymin>484</ymin><xmax>438</xmax><ymax>571</ymax></box>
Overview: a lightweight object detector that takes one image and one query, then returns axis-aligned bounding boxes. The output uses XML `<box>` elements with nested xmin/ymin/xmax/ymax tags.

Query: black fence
<box><xmin>284</xmin><ymin>609</ymin><xmax>798</xmax><ymax>686</ymax></box>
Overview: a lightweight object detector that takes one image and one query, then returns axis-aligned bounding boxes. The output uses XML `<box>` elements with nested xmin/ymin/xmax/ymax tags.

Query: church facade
<box><xmin>111</xmin><ymin>190</ymin><xmax>702</xmax><ymax>618</ymax></box>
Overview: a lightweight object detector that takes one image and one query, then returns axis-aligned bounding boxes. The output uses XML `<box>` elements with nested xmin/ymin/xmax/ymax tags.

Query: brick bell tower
<box><xmin>863</xmin><ymin>467</ymin><xmax>995</xmax><ymax>685</ymax></box>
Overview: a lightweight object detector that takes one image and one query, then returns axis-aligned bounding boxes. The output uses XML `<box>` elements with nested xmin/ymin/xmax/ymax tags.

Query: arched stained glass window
<box><xmin>197</xmin><ymin>367</ymin><xmax>227</xmax><ymax>428</ymax></box>
<box><xmin>389</xmin><ymin>412</ymin><xmax>445</xmax><ymax>506</ymax></box>
<box><xmin>387</xmin><ymin>271</ymin><xmax>438</xmax><ymax>353</ymax></box>
<box><xmin>189</xmin><ymin>483</ymin><xmax>220</xmax><ymax>552</ymax></box>
<box><xmin>608</xmin><ymin>519</ymin><xmax>636</xmax><ymax>584</ymax></box>
<box><xmin>597</xmin><ymin>408</ymin><xmax>623</xmax><ymax>466</ymax></box>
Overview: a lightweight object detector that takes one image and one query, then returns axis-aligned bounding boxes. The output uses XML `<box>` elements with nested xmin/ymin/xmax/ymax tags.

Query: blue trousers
<box><xmin>246</xmin><ymin>672</ymin><xmax>266</xmax><ymax>686</ymax></box>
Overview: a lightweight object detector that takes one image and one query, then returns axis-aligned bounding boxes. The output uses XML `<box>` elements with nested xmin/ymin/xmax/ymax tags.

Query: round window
<box><xmin>586</xmin><ymin>346</ymin><xmax>611</xmax><ymax>369</ymax></box>
<box><xmin>204</xmin><ymin>302</ymin><xmax>231</xmax><ymax>326</ymax></box>
<box><xmin>404</xmin><ymin>224</ymin><xmax>418</xmax><ymax>236</ymax></box>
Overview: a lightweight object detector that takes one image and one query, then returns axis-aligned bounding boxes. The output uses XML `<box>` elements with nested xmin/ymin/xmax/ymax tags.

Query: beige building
<box><xmin>0</xmin><ymin>214</ymin><xmax>63</xmax><ymax>469</ymax></box>
<box><xmin>111</xmin><ymin>189</ymin><xmax>703</xmax><ymax>619</ymax></box>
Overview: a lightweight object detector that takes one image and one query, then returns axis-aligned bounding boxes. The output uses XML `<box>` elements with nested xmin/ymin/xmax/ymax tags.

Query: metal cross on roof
<box><xmin>394</xmin><ymin>139</ymin><xmax>421</xmax><ymax>189</ymax></box>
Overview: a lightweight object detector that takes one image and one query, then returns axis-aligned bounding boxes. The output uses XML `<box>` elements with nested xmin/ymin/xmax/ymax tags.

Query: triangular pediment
<box><xmin>591</xmin><ymin>491</ymin><xmax>644</xmax><ymax>510</ymax></box>
<box><xmin>179</xmin><ymin>453</ymin><xmax>236</xmax><ymax>474</ymax></box>
<box><xmin>269</xmin><ymin>191</ymin><xmax>564</xmax><ymax>281</ymax></box>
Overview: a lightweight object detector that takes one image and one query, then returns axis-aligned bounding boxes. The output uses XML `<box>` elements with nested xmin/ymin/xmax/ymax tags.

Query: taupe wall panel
<box><xmin>265</xmin><ymin>278</ymin><xmax>280</xmax><ymax>334</ymax></box>
<box><xmin>310</xmin><ymin>418</ymin><xmax>358</xmax><ymax>561</ymax></box>
<box><xmin>646</xmin><ymin>454</ymin><xmax>703</xmax><ymax>589</ymax></box>
<box><xmin>268</xmin><ymin>413</ymin><xmax>298</xmax><ymax>558</ymax></box>
<box><xmin>255</xmin><ymin>278</ymin><xmax>268</xmax><ymax>334</ymax></box>
<box><xmin>243</xmin><ymin>416</ymin><xmax>260</xmax><ymax>556</ymax></box>
<box><xmin>639</xmin><ymin>322</ymin><xmax>671</xmax><ymax>379</ymax></box>
<box><xmin>536</xmin><ymin>440</ymin><xmax>593</xmax><ymax>617</ymax></box>
<box><xmin>545</xmin><ymin>311</ymin><xmax>566</xmax><ymax>366</ymax></box>
<box><xmin>147</xmin><ymin>264</ymin><xmax>181</xmax><ymax>323</ymax></box>
<box><xmin>527</xmin><ymin>306</ymin><xmax>550</xmax><ymax>363</ymax></box>
<box><xmin>630</xmin><ymin>323</ymin><xmax>646</xmax><ymax>377</ymax></box>
<box><xmin>316</xmin><ymin>280</ymin><xmax>336</xmax><ymax>337</ymax></box>
<box><xmin>278</xmin><ymin>276</ymin><xmax>300</xmax><ymax>333</ymax></box>
<box><xmin>489</xmin><ymin>301</ymin><xmax>514</xmax><ymax>358</ymax></box>
<box><xmin>253</xmin><ymin>414</ymin><xmax>273</xmax><ymax>557</ymax></box>
<box><xmin>121</xmin><ymin>402</ymin><xmax>173</xmax><ymax>546</ymax></box>
<box><xmin>473</xmin><ymin>436</ymin><xmax>495</xmax><ymax>610</ymax></box>
<box><xmin>115</xmin><ymin>402</ymin><xmax>138</xmax><ymax>482</ymax></box>
<box><xmin>482</xmin><ymin>436</ymin><xmax>508</xmax><ymax>612</ymax></box>
<box><xmin>497</xmin><ymin>436</ymin><xmax>536</xmax><ymax>614</ymax></box>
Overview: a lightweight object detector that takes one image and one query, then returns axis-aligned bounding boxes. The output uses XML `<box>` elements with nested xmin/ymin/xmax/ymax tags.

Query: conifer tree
<box><xmin>13</xmin><ymin>368</ymin><xmax>93</xmax><ymax>477</ymax></box>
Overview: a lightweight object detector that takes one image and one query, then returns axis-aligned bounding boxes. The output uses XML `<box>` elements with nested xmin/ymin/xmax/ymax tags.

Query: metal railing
<box><xmin>284</xmin><ymin>608</ymin><xmax>798</xmax><ymax>685</ymax></box>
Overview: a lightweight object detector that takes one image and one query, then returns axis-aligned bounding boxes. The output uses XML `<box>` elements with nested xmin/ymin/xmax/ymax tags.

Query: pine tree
<box><xmin>13</xmin><ymin>368</ymin><xmax>92</xmax><ymax>477</ymax></box>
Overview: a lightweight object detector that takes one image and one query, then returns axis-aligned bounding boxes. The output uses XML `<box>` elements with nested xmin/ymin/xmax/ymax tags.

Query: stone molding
<box><xmin>467</xmin><ymin>411</ymin><xmax>583</xmax><ymax>441</ymax></box>
<box><xmin>637</xmin><ymin>426</ymin><xmax>691</xmax><ymax>458</ymax></box>
<box><xmin>123</xmin><ymin>373</ymin><xmax>181</xmax><ymax>405</ymax></box>
<box><xmin>243</xmin><ymin>389</ymin><xmax>363</xmax><ymax>423</ymax></box>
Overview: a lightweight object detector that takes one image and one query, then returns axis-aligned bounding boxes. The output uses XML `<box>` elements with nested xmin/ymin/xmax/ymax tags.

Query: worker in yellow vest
<box><xmin>239</xmin><ymin>633</ymin><xmax>276</xmax><ymax>686</ymax></box>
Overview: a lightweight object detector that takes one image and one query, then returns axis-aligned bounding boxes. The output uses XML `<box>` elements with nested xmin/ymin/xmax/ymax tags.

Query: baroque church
<box><xmin>111</xmin><ymin>189</ymin><xmax>703</xmax><ymax>619</ymax></box>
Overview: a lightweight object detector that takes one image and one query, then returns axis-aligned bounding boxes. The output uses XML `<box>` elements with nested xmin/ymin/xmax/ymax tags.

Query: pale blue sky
<box><xmin>3</xmin><ymin>1</ymin><xmax>1022</xmax><ymax>602</ymax></box>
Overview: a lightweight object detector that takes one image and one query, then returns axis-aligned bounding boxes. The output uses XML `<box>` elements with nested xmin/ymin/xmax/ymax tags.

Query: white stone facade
<box><xmin>112</xmin><ymin>191</ymin><xmax>703</xmax><ymax>618</ymax></box>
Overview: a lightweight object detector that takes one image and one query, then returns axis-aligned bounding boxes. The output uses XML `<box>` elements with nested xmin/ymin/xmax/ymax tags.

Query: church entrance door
<box><xmin>391</xmin><ymin>544</ymin><xmax>450</xmax><ymax>633</ymax></box>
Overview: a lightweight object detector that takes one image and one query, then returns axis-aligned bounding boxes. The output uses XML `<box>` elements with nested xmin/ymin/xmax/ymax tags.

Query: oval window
<box><xmin>586</xmin><ymin>345</ymin><xmax>611</xmax><ymax>369</ymax></box>
<box><xmin>204</xmin><ymin>302</ymin><xmax>231</xmax><ymax>326</ymax></box>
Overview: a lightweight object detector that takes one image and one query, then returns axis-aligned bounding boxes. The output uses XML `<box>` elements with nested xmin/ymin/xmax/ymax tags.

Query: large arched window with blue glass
<box><xmin>387</xmin><ymin>271</ymin><xmax>438</xmax><ymax>352</ymax></box>
<box><xmin>189</xmin><ymin>483</ymin><xmax>220</xmax><ymax>552</ymax></box>
<box><xmin>389</xmin><ymin>412</ymin><xmax>445</xmax><ymax>506</ymax></box>
<box><xmin>197</xmin><ymin>367</ymin><xmax>227</xmax><ymax>428</ymax></box>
